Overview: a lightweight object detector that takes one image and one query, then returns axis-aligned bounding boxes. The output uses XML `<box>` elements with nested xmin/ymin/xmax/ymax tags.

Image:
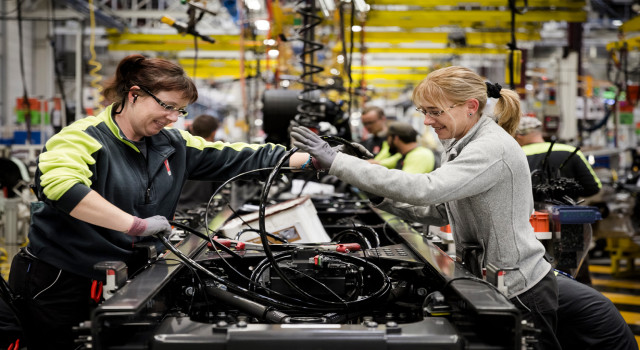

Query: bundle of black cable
<box><xmin>532</xmin><ymin>177</ymin><xmax>584</xmax><ymax>204</ymax></box>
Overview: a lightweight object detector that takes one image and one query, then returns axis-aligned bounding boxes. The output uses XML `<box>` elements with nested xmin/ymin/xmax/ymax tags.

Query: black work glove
<box><xmin>363</xmin><ymin>191</ymin><xmax>385</xmax><ymax>204</ymax></box>
<box><xmin>127</xmin><ymin>215</ymin><xmax>172</xmax><ymax>237</ymax></box>
<box><xmin>290</xmin><ymin>126</ymin><xmax>337</xmax><ymax>170</ymax></box>
<box><xmin>335</xmin><ymin>142</ymin><xmax>374</xmax><ymax>159</ymax></box>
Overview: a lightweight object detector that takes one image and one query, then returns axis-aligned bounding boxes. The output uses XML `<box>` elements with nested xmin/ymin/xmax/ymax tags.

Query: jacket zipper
<box><xmin>141</xmin><ymin>152</ymin><xmax>151</xmax><ymax>204</ymax></box>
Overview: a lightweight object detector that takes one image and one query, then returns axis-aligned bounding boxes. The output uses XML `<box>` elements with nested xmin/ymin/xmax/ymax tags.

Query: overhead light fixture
<box><xmin>268</xmin><ymin>49</ymin><xmax>279</xmax><ymax>58</ymax></box>
<box><xmin>254</xmin><ymin>19</ymin><xmax>270</xmax><ymax>31</ymax></box>
<box><xmin>318</xmin><ymin>0</ymin><xmax>336</xmax><ymax>18</ymax></box>
<box><xmin>612</xmin><ymin>19</ymin><xmax>623</xmax><ymax>27</ymax></box>
<box><xmin>245</xmin><ymin>0</ymin><xmax>261</xmax><ymax>11</ymax></box>
<box><xmin>353</xmin><ymin>0</ymin><xmax>369</xmax><ymax>13</ymax></box>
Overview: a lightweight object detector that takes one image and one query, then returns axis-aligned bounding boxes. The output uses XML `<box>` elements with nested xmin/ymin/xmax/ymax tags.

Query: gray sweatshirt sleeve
<box><xmin>329</xmin><ymin>140</ymin><xmax>505</xmax><ymax>207</ymax></box>
<box><xmin>375</xmin><ymin>199</ymin><xmax>449</xmax><ymax>226</ymax></box>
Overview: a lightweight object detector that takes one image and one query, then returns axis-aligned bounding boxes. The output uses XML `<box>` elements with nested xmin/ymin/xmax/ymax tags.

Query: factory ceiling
<box><xmin>32</xmin><ymin>0</ymin><xmax>640</xmax><ymax>88</ymax></box>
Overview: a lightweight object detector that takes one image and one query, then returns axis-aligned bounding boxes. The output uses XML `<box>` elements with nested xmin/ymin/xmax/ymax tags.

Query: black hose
<box><xmin>235</xmin><ymin>228</ymin><xmax>288</xmax><ymax>243</ymax></box>
<box><xmin>541</xmin><ymin>139</ymin><xmax>557</xmax><ymax>181</ymax></box>
<box><xmin>203</xmin><ymin>283</ymin><xmax>289</xmax><ymax>323</ymax></box>
<box><xmin>258</xmin><ymin>149</ymin><xmax>391</xmax><ymax>310</ymax></box>
<box><xmin>258</xmin><ymin>148</ymin><xmax>325</xmax><ymax>303</ymax></box>
<box><xmin>558</xmin><ymin>147</ymin><xmax>581</xmax><ymax>171</ymax></box>
<box><xmin>169</xmin><ymin>220</ymin><xmax>242</xmax><ymax>260</ymax></box>
<box><xmin>205</xmin><ymin>167</ymin><xmax>278</xmax><ymax>237</ymax></box>
<box><xmin>156</xmin><ymin>233</ymin><xmax>327</xmax><ymax>312</ymax></box>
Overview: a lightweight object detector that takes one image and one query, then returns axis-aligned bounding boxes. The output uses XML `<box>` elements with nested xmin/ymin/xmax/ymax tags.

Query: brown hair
<box><xmin>191</xmin><ymin>114</ymin><xmax>219</xmax><ymax>138</ymax></box>
<box><xmin>362</xmin><ymin>106</ymin><xmax>385</xmax><ymax>119</ymax></box>
<box><xmin>102</xmin><ymin>54</ymin><xmax>198</xmax><ymax>112</ymax></box>
<box><xmin>387</xmin><ymin>121</ymin><xmax>417</xmax><ymax>143</ymax></box>
<box><xmin>411</xmin><ymin>66</ymin><xmax>521</xmax><ymax>136</ymax></box>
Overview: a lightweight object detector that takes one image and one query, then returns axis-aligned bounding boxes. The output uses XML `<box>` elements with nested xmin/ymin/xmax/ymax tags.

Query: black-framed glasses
<box><xmin>415</xmin><ymin>103</ymin><xmax>458</xmax><ymax>118</ymax></box>
<box><xmin>138</xmin><ymin>86</ymin><xmax>188</xmax><ymax>117</ymax></box>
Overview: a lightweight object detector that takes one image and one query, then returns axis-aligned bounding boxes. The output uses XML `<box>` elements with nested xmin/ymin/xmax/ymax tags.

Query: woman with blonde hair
<box><xmin>291</xmin><ymin>66</ymin><xmax>560</xmax><ymax>349</ymax></box>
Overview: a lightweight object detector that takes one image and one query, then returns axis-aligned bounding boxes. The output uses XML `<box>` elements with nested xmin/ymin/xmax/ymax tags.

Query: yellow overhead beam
<box><xmin>365</xmin><ymin>10</ymin><xmax>587</xmax><ymax>28</ymax></box>
<box><xmin>606</xmin><ymin>38</ymin><xmax>640</xmax><ymax>52</ymax></box>
<box><xmin>621</xmin><ymin>16</ymin><xmax>640</xmax><ymax>34</ymax></box>
<box><xmin>361</xmin><ymin>47</ymin><xmax>508</xmax><ymax>54</ymax></box>
<box><xmin>108</xmin><ymin>42</ymin><xmax>262</xmax><ymax>51</ymax></box>
<box><xmin>346</xmin><ymin>82</ymin><xmax>418</xmax><ymax>90</ymax></box>
<box><xmin>178</xmin><ymin>66</ymin><xmax>261</xmax><ymax>79</ymax></box>
<box><xmin>362</xmin><ymin>32</ymin><xmax>449</xmax><ymax>44</ymax></box>
<box><xmin>106</xmin><ymin>31</ymin><xmax>266</xmax><ymax>51</ymax></box>
<box><xmin>368</xmin><ymin>0</ymin><xmax>585</xmax><ymax>9</ymax></box>
<box><xmin>466</xmin><ymin>31</ymin><xmax>541</xmax><ymax>45</ymax></box>
<box><xmin>107</xmin><ymin>42</ymin><xmax>225</xmax><ymax>51</ymax></box>
<box><xmin>351</xmin><ymin>73</ymin><xmax>428</xmax><ymax>81</ymax></box>
<box><xmin>107</xmin><ymin>31</ymin><xmax>266</xmax><ymax>45</ymax></box>
<box><xmin>182</xmin><ymin>70</ymin><xmax>430</xmax><ymax>86</ymax></box>
<box><xmin>178</xmin><ymin>61</ymin><xmax>437</xmax><ymax>80</ymax></box>
<box><xmin>350</xmin><ymin>66</ymin><xmax>432</xmax><ymax>72</ymax></box>
<box><xmin>111</xmin><ymin>43</ymin><xmax>511</xmax><ymax>55</ymax></box>
<box><xmin>361</xmin><ymin>31</ymin><xmax>540</xmax><ymax>45</ymax></box>
<box><xmin>178</xmin><ymin>58</ymin><xmax>265</xmax><ymax>68</ymax></box>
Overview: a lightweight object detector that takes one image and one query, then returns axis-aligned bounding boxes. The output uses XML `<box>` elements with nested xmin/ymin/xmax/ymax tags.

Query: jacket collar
<box><xmin>441</xmin><ymin>116</ymin><xmax>494</xmax><ymax>159</ymax></box>
<box><xmin>99</xmin><ymin>103</ymin><xmax>175</xmax><ymax>159</ymax></box>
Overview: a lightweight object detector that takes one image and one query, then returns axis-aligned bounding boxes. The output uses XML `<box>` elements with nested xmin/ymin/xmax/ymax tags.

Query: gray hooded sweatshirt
<box><xmin>329</xmin><ymin>116</ymin><xmax>550</xmax><ymax>298</ymax></box>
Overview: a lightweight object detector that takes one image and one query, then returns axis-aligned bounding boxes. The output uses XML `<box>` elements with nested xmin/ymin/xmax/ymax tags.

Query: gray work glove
<box><xmin>290</xmin><ymin>126</ymin><xmax>337</xmax><ymax>170</ymax></box>
<box><xmin>127</xmin><ymin>215</ymin><xmax>172</xmax><ymax>237</ymax></box>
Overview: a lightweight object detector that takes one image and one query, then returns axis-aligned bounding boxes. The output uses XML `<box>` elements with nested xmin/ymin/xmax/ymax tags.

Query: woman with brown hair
<box><xmin>4</xmin><ymin>54</ymin><xmax>311</xmax><ymax>349</ymax></box>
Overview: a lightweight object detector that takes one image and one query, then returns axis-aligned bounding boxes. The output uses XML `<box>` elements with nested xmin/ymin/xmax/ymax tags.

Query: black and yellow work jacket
<box><xmin>521</xmin><ymin>142</ymin><xmax>601</xmax><ymax>198</ymax></box>
<box><xmin>29</xmin><ymin>104</ymin><xmax>287</xmax><ymax>280</ymax></box>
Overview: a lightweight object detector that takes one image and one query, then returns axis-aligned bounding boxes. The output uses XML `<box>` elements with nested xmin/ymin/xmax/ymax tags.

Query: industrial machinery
<box><xmin>528</xmin><ymin>140</ymin><xmax>602</xmax><ymax>277</ymax></box>
<box><xmin>82</xmin><ymin>170</ymin><xmax>536</xmax><ymax>350</ymax></box>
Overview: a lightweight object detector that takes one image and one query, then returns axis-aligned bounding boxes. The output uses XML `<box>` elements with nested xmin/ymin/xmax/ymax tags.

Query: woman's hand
<box><xmin>290</xmin><ymin>126</ymin><xmax>337</xmax><ymax>170</ymax></box>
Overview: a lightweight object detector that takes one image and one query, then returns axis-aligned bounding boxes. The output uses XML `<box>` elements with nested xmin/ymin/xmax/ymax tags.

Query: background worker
<box><xmin>515</xmin><ymin>115</ymin><xmax>601</xmax><ymax>285</ymax></box>
<box><xmin>1</xmin><ymin>54</ymin><xmax>314</xmax><ymax>350</ymax></box>
<box><xmin>360</xmin><ymin>106</ymin><xmax>391</xmax><ymax>160</ymax></box>
<box><xmin>510</xmin><ymin>114</ymin><xmax>635</xmax><ymax>349</ymax></box>
<box><xmin>177</xmin><ymin>114</ymin><xmax>220</xmax><ymax>211</ymax></box>
<box><xmin>292</xmin><ymin>66</ymin><xmax>560</xmax><ymax>349</ymax></box>
<box><xmin>371</xmin><ymin>121</ymin><xmax>435</xmax><ymax>174</ymax></box>
<box><xmin>515</xmin><ymin>116</ymin><xmax>601</xmax><ymax>199</ymax></box>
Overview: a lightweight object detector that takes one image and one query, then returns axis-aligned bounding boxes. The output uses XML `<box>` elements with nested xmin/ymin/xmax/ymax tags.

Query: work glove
<box><xmin>335</xmin><ymin>142</ymin><xmax>374</xmax><ymax>159</ymax></box>
<box><xmin>290</xmin><ymin>126</ymin><xmax>338</xmax><ymax>170</ymax></box>
<box><xmin>127</xmin><ymin>215</ymin><xmax>172</xmax><ymax>237</ymax></box>
<box><xmin>363</xmin><ymin>191</ymin><xmax>385</xmax><ymax>205</ymax></box>
<box><xmin>291</xmin><ymin>127</ymin><xmax>375</xmax><ymax>171</ymax></box>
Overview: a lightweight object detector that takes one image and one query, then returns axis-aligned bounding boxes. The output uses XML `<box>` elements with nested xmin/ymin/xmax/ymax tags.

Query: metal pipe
<box><xmin>75</xmin><ymin>21</ymin><xmax>83</xmax><ymax>120</ymax></box>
